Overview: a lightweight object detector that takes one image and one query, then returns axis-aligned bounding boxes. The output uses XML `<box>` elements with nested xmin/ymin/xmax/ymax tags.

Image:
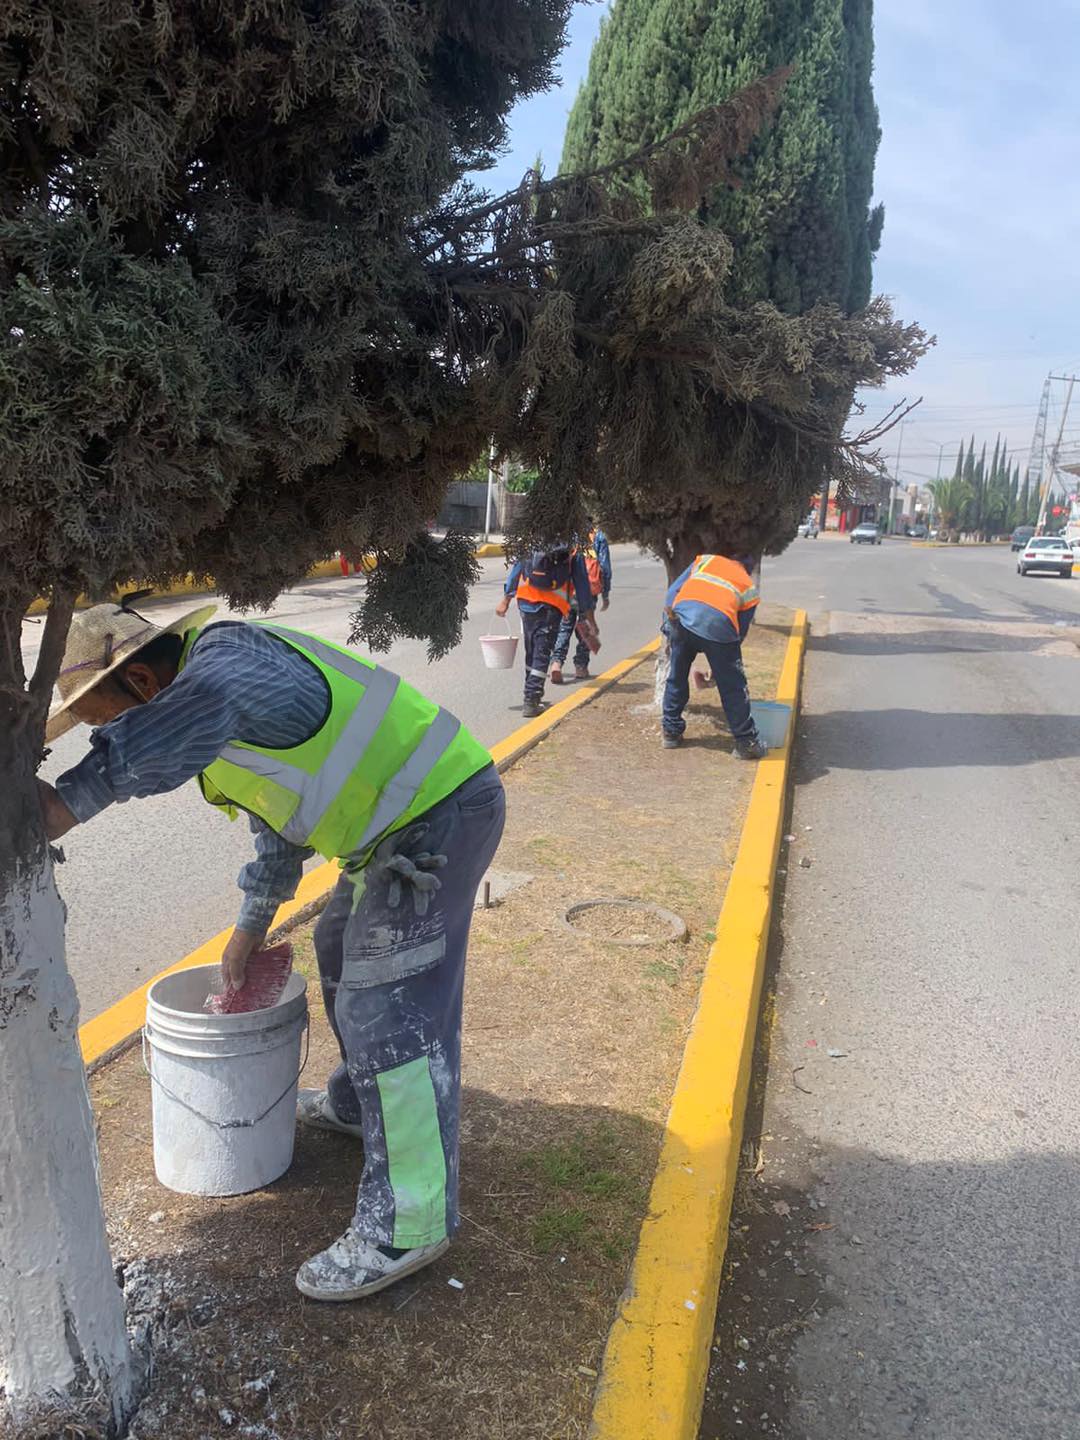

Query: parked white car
<box><xmin>797</xmin><ymin>518</ymin><xmax>819</xmax><ymax>538</ymax></box>
<box><xmin>1017</xmin><ymin>537</ymin><xmax>1074</xmax><ymax>577</ymax></box>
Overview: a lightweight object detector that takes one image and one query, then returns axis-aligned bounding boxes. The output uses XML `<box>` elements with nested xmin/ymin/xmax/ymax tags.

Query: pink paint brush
<box><xmin>205</xmin><ymin>942</ymin><xmax>294</xmax><ymax>1015</ymax></box>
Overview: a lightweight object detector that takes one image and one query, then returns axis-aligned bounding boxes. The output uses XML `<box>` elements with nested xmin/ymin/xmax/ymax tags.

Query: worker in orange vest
<box><xmin>495</xmin><ymin>545</ymin><xmax>597</xmax><ymax>717</ymax></box>
<box><xmin>661</xmin><ymin>552</ymin><xmax>766</xmax><ymax>758</ymax></box>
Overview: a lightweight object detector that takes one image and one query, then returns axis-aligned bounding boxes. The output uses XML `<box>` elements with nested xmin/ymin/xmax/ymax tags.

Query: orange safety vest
<box><xmin>673</xmin><ymin>554</ymin><xmax>758</xmax><ymax>631</ymax></box>
<box><xmin>516</xmin><ymin>573</ymin><xmax>572</xmax><ymax>615</ymax></box>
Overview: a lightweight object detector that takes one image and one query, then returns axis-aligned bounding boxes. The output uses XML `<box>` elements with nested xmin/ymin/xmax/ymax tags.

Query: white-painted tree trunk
<box><xmin>0</xmin><ymin>853</ymin><xmax>137</xmax><ymax>1436</ymax></box>
<box><xmin>652</xmin><ymin>633</ymin><xmax>671</xmax><ymax>710</ymax></box>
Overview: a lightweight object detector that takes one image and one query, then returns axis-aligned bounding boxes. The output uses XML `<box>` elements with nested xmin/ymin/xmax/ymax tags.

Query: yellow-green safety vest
<box><xmin>179</xmin><ymin>622</ymin><xmax>491</xmax><ymax>862</ymax></box>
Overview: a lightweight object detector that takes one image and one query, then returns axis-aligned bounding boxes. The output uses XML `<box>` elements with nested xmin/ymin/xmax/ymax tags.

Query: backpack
<box><xmin>525</xmin><ymin>546</ymin><xmax>572</xmax><ymax>591</ymax></box>
<box><xmin>583</xmin><ymin>550</ymin><xmax>603</xmax><ymax>597</ymax></box>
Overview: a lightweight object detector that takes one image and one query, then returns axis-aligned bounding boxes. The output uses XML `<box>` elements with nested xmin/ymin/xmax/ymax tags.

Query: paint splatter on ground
<box><xmin>93</xmin><ymin>610</ymin><xmax>792</xmax><ymax>1440</ymax></box>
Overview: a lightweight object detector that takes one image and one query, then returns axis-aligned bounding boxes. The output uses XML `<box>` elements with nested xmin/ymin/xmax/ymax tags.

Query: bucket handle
<box><xmin>141</xmin><ymin>1018</ymin><xmax>310</xmax><ymax>1131</ymax></box>
<box><xmin>494</xmin><ymin>609</ymin><xmax>519</xmax><ymax>639</ymax></box>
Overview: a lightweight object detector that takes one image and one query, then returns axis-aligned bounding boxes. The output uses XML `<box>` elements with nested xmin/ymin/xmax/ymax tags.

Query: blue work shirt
<box><xmin>504</xmin><ymin>552</ymin><xmax>596</xmax><ymax>614</ymax></box>
<box><xmin>664</xmin><ymin>562</ymin><xmax>757</xmax><ymax>645</ymax></box>
<box><xmin>56</xmin><ymin>622</ymin><xmax>328</xmax><ymax>935</ymax></box>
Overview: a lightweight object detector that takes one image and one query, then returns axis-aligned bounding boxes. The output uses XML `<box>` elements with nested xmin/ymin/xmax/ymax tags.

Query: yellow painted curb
<box><xmin>589</xmin><ymin>610</ymin><xmax>809</xmax><ymax>1440</ymax></box>
<box><xmin>27</xmin><ymin>559</ymin><xmax>346</xmax><ymax>617</ymax></box>
<box><xmin>30</xmin><ymin>546</ymin><xmax>507</xmax><ymax>618</ymax></box>
<box><xmin>78</xmin><ymin>632</ymin><xmax>661</xmax><ymax>1066</ymax></box>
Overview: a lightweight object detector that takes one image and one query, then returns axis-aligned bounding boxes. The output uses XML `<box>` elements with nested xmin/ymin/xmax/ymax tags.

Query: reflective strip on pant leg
<box><xmin>528</xmin><ymin>667</ymin><xmax>549</xmax><ymax>677</ymax></box>
<box><xmin>375</xmin><ymin>1055</ymin><xmax>447</xmax><ymax>1248</ymax></box>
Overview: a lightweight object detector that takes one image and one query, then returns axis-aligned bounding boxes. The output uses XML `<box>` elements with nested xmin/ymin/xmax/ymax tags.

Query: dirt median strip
<box><xmin>588</xmin><ymin>610</ymin><xmax>808</xmax><ymax>1440</ymax></box>
<box><xmin>87</xmin><ymin>610</ymin><xmax>794</xmax><ymax>1440</ymax></box>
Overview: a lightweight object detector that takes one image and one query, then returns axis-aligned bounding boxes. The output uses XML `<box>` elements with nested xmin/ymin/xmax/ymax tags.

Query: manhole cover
<box><xmin>561</xmin><ymin>899</ymin><xmax>687</xmax><ymax>947</ymax></box>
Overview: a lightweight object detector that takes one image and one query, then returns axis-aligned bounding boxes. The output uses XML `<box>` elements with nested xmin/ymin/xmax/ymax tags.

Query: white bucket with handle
<box><xmin>479</xmin><ymin>613</ymin><xmax>519</xmax><ymax>670</ymax></box>
<box><xmin>143</xmin><ymin>963</ymin><xmax>308</xmax><ymax>1196</ymax></box>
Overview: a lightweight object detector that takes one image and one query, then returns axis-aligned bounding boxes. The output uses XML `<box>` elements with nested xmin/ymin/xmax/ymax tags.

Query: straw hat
<box><xmin>45</xmin><ymin>599</ymin><xmax>217</xmax><ymax>742</ymax></box>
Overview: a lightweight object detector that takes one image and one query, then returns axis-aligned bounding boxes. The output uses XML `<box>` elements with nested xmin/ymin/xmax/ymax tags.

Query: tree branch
<box><xmin>27</xmin><ymin>589</ymin><xmax>76</xmax><ymax>733</ymax></box>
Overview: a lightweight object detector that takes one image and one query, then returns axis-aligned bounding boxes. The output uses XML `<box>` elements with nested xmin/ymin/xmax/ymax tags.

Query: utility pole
<box><xmin>484</xmin><ymin>436</ymin><xmax>497</xmax><ymax>541</ymax></box>
<box><xmin>1036</xmin><ymin>375</ymin><xmax>1076</xmax><ymax>533</ymax></box>
<box><xmin>886</xmin><ymin>422</ymin><xmax>905</xmax><ymax>533</ymax></box>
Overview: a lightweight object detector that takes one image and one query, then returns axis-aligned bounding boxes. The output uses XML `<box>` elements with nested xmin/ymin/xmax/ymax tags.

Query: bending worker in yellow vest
<box><xmin>37</xmin><ymin>599</ymin><xmax>505</xmax><ymax>1301</ymax></box>
<box><xmin>661</xmin><ymin>552</ymin><xmax>767</xmax><ymax>758</ymax></box>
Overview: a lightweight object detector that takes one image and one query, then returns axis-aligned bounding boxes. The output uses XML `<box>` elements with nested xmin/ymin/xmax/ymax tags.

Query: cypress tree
<box><xmin>562</xmin><ymin>0</ymin><xmax>884</xmax><ymax>314</ymax></box>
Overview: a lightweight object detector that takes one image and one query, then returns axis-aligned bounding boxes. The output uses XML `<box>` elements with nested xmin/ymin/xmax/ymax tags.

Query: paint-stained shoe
<box><xmin>296</xmin><ymin>1088</ymin><xmax>364</xmax><ymax>1140</ymax></box>
<box><xmin>522</xmin><ymin>700</ymin><xmax>544</xmax><ymax>718</ymax></box>
<box><xmin>661</xmin><ymin>732</ymin><xmax>682</xmax><ymax>749</ymax></box>
<box><xmin>549</xmin><ymin>663</ymin><xmax>564</xmax><ymax>685</ymax></box>
<box><xmin>296</xmin><ymin>1228</ymin><xmax>450</xmax><ymax>1301</ymax></box>
<box><xmin>735</xmin><ymin>736</ymin><xmax>768</xmax><ymax>760</ymax></box>
<box><xmin>574</xmin><ymin>665</ymin><xmax>590</xmax><ymax>680</ymax></box>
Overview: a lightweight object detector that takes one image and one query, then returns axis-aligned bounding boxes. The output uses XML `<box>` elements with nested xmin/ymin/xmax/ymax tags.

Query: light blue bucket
<box><xmin>750</xmin><ymin>700</ymin><xmax>791</xmax><ymax>749</ymax></box>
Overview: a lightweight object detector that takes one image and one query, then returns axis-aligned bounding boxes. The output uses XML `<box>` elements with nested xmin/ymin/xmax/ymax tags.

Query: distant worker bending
<box><xmin>661</xmin><ymin>551</ymin><xmax>766</xmax><ymax>759</ymax></box>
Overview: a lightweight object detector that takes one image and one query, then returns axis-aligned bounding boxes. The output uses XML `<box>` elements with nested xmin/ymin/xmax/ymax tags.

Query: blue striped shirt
<box><xmin>55</xmin><ymin>622</ymin><xmax>328</xmax><ymax>934</ymax></box>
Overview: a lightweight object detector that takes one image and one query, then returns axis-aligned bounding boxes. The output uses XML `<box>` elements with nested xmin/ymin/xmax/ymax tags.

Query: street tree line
<box><xmin>930</xmin><ymin>436</ymin><xmax>1038</xmax><ymax>540</ymax></box>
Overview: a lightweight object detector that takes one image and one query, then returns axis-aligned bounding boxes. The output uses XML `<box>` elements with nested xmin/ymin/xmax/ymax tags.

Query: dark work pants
<box><xmin>552</xmin><ymin>605</ymin><xmax>590</xmax><ymax>669</ymax></box>
<box><xmin>520</xmin><ymin>603</ymin><xmax>562</xmax><ymax>702</ymax></box>
<box><xmin>661</xmin><ymin>623</ymin><xmax>758</xmax><ymax>742</ymax></box>
<box><xmin>313</xmin><ymin>765</ymin><xmax>506</xmax><ymax>1248</ymax></box>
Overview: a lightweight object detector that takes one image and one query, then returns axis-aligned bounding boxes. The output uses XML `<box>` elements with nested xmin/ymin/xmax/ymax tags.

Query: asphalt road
<box><xmin>706</xmin><ymin>536</ymin><xmax>1080</xmax><ymax>1438</ymax></box>
<box><xmin>23</xmin><ymin>546</ymin><xmax>664</xmax><ymax>1021</ymax></box>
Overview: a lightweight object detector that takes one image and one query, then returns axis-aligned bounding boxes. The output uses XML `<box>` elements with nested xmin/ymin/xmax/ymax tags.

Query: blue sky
<box><xmin>483</xmin><ymin>0</ymin><xmax>1080</xmax><ymax>491</ymax></box>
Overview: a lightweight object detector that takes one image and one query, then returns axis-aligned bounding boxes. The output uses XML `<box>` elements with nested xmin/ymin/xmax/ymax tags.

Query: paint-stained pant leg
<box><xmin>316</xmin><ymin>766</ymin><xmax>506</xmax><ymax>1248</ymax></box>
<box><xmin>313</xmin><ymin>879</ymin><xmax>366</xmax><ymax>1124</ymax></box>
<box><xmin>700</xmin><ymin>636</ymin><xmax>757</xmax><ymax>741</ymax></box>
<box><xmin>520</xmin><ymin>603</ymin><xmax>562</xmax><ymax>703</ymax></box>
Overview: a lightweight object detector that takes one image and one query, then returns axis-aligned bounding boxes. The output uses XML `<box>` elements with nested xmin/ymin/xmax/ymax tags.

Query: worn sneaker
<box><xmin>661</xmin><ymin>732</ymin><xmax>683</xmax><ymax>749</ymax></box>
<box><xmin>296</xmin><ymin>1228</ymin><xmax>450</xmax><ymax>1302</ymax></box>
<box><xmin>735</xmin><ymin>736</ymin><xmax>769</xmax><ymax>761</ymax></box>
<box><xmin>522</xmin><ymin>700</ymin><xmax>545</xmax><ymax>718</ymax></box>
<box><xmin>549</xmin><ymin>663</ymin><xmax>564</xmax><ymax>685</ymax></box>
<box><xmin>296</xmin><ymin>1089</ymin><xmax>364</xmax><ymax>1140</ymax></box>
<box><xmin>574</xmin><ymin>665</ymin><xmax>590</xmax><ymax>680</ymax></box>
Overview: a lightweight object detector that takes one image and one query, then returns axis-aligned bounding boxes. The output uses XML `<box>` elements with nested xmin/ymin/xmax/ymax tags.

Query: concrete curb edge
<box><xmin>79</xmin><ymin>632</ymin><xmax>660</xmax><ymax>1069</ymax></box>
<box><xmin>588</xmin><ymin>609</ymin><xmax>809</xmax><ymax>1440</ymax></box>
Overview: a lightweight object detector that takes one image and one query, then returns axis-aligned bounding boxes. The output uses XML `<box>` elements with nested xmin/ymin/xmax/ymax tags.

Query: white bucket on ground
<box><xmin>751</xmin><ymin>700</ymin><xmax>791</xmax><ymax>749</ymax></box>
<box><xmin>144</xmin><ymin>964</ymin><xmax>308</xmax><ymax>1197</ymax></box>
<box><xmin>479</xmin><ymin>616</ymin><xmax>520</xmax><ymax>670</ymax></box>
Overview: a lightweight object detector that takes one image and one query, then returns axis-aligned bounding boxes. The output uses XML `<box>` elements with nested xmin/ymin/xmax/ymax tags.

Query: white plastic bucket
<box><xmin>479</xmin><ymin>615</ymin><xmax>519</xmax><ymax>669</ymax></box>
<box><xmin>750</xmin><ymin>700</ymin><xmax>791</xmax><ymax>749</ymax></box>
<box><xmin>144</xmin><ymin>963</ymin><xmax>308</xmax><ymax>1197</ymax></box>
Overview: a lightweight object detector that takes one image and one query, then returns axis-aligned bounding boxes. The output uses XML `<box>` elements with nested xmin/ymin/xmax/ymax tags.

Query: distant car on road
<box><xmin>906</xmin><ymin>524</ymin><xmax>929</xmax><ymax>539</ymax></box>
<box><xmin>850</xmin><ymin>522</ymin><xmax>882</xmax><ymax>546</ymax></box>
<box><xmin>1017</xmin><ymin>537</ymin><xmax>1074</xmax><ymax>577</ymax></box>
<box><xmin>1010</xmin><ymin>525</ymin><xmax>1036</xmax><ymax>552</ymax></box>
<box><xmin>797</xmin><ymin>518</ymin><xmax>819</xmax><ymax>538</ymax></box>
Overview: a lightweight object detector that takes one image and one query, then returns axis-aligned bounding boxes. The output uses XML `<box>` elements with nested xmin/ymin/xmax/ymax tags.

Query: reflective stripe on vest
<box><xmin>190</xmin><ymin>622</ymin><xmax>489</xmax><ymax>861</ymax></box>
<box><xmin>515</xmin><ymin>576</ymin><xmax>571</xmax><ymax>615</ymax></box>
<box><xmin>673</xmin><ymin>555</ymin><xmax>758</xmax><ymax>626</ymax></box>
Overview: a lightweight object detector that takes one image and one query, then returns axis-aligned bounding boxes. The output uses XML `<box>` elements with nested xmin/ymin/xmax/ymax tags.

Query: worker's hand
<box><xmin>37</xmin><ymin>781</ymin><xmax>78</xmax><ymax>843</ymax></box>
<box><xmin>221</xmin><ymin>927</ymin><xmax>263</xmax><ymax>991</ymax></box>
<box><xmin>495</xmin><ymin>596</ymin><xmax>510</xmax><ymax>617</ymax></box>
<box><xmin>600</xmin><ymin>595</ymin><xmax>610</xmax><ymax>611</ymax></box>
